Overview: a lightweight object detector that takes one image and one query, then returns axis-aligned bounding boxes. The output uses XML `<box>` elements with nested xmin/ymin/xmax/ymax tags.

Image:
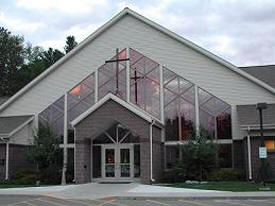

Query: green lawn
<box><xmin>166</xmin><ymin>181</ymin><xmax>275</xmax><ymax>192</ymax></box>
<box><xmin>0</xmin><ymin>184</ymin><xmax>37</xmax><ymax>189</ymax></box>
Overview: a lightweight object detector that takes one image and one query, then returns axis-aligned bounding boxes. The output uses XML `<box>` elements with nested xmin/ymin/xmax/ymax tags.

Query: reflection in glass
<box><xmin>38</xmin><ymin>95</ymin><xmax>65</xmax><ymax>141</ymax></box>
<box><xmin>120</xmin><ymin>149</ymin><xmax>130</xmax><ymax>177</ymax></box>
<box><xmin>163</xmin><ymin>67</ymin><xmax>195</xmax><ymax>141</ymax></box>
<box><xmin>67</xmin><ymin>73</ymin><xmax>95</xmax><ymax>124</ymax></box>
<box><xmin>105</xmin><ymin>149</ymin><xmax>115</xmax><ymax>177</ymax></box>
<box><xmin>129</xmin><ymin>49</ymin><xmax>160</xmax><ymax>118</ymax></box>
<box><xmin>198</xmin><ymin>88</ymin><xmax>231</xmax><ymax>139</ymax></box>
<box><xmin>98</xmin><ymin>49</ymin><xmax>127</xmax><ymax>100</ymax></box>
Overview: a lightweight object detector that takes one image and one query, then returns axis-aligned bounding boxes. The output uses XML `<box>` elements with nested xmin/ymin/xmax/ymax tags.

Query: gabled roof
<box><xmin>71</xmin><ymin>93</ymin><xmax>162</xmax><ymax>127</ymax></box>
<box><xmin>1</xmin><ymin>8</ymin><xmax>275</xmax><ymax>114</ymax></box>
<box><xmin>240</xmin><ymin>65</ymin><xmax>275</xmax><ymax>89</ymax></box>
<box><xmin>0</xmin><ymin>115</ymin><xmax>34</xmax><ymax>137</ymax></box>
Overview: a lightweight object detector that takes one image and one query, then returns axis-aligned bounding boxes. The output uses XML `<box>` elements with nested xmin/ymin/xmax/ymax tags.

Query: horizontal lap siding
<box><xmin>1</xmin><ymin>15</ymin><xmax>275</xmax><ymax>124</ymax></box>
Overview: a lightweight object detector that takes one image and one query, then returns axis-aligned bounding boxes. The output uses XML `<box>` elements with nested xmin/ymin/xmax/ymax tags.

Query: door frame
<box><xmin>101</xmin><ymin>143</ymin><xmax>134</xmax><ymax>181</ymax></box>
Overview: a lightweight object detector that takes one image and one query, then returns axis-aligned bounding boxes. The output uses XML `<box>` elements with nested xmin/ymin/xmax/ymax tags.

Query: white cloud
<box><xmin>38</xmin><ymin>38</ymin><xmax>64</xmax><ymax>50</ymax></box>
<box><xmin>210</xmin><ymin>35</ymin><xmax>237</xmax><ymax>57</ymax></box>
<box><xmin>0</xmin><ymin>12</ymin><xmax>44</xmax><ymax>33</ymax></box>
<box><xmin>16</xmin><ymin>0</ymin><xmax>107</xmax><ymax>14</ymax></box>
<box><xmin>64</xmin><ymin>23</ymin><xmax>101</xmax><ymax>42</ymax></box>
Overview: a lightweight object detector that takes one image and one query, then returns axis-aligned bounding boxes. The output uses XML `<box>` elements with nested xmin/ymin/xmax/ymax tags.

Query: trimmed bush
<box><xmin>11</xmin><ymin>168</ymin><xmax>38</xmax><ymax>185</ymax></box>
<box><xmin>206</xmin><ymin>168</ymin><xmax>244</xmax><ymax>181</ymax></box>
<box><xmin>163</xmin><ymin>167</ymin><xmax>186</xmax><ymax>183</ymax></box>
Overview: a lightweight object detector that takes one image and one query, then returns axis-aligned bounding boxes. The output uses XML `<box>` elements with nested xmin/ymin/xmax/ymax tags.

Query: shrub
<box><xmin>256</xmin><ymin>160</ymin><xmax>273</xmax><ymax>183</ymax></box>
<box><xmin>28</xmin><ymin>125</ymin><xmax>63</xmax><ymax>184</ymax></box>
<box><xmin>179</xmin><ymin>130</ymin><xmax>218</xmax><ymax>181</ymax></box>
<box><xmin>10</xmin><ymin>168</ymin><xmax>38</xmax><ymax>185</ymax></box>
<box><xmin>163</xmin><ymin>165</ymin><xmax>186</xmax><ymax>183</ymax></box>
<box><xmin>206</xmin><ymin>168</ymin><xmax>244</xmax><ymax>181</ymax></box>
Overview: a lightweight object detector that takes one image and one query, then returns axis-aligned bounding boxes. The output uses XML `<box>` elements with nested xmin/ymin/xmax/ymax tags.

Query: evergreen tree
<box><xmin>0</xmin><ymin>27</ymin><xmax>25</xmax><ymax>96</ymax></box>
<box><xmin>64</xmin><ymin>35</ymin><xmax>78</xmax><ymax>54</ymax></box>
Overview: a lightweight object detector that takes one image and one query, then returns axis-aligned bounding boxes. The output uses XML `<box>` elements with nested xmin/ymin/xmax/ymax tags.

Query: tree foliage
<box><xmin>28</xmin><ymin>125</ymin><xmax>63</xmax><ymax>184</ymax></box>
<box><xmin>64</xmin><ymin>35</ymin><xmax>78</xmax><ymax>54</ymax></box>
<box><xmin>0</xmin><ymin>27</ymin><xmax>25</xmax><ymax>96</ymax></box>
<box><xmin>177</xmin><ymin>130</ymin><xmax>218</xmax><ymax>181</ymax></box>
<box><xmin>0</xmin><ymin>26</ymin><xmax>77</xmax><ymax>97</ymax></box>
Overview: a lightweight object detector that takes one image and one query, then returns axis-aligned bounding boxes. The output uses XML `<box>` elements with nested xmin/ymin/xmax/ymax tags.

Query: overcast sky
<box><xmin>1</xmin><ymin>0</ymin><xmax>275</xmax><ymax>66</ymax></box>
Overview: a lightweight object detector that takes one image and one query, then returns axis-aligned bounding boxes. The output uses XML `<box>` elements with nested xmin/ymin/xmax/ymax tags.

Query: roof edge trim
<box><xmin>1</xmin><ymin>7</ymin><xmax>275</xmax><ymax>114</ymax></box>
<box><xmin>71</xmin><ymin>93</ymin><xmax>161</xmax><ymax>127</ymax></box>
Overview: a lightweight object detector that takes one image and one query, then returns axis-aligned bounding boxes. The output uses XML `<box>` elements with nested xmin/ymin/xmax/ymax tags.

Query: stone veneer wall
<box><xmin>250</xmin><ymin>137</ymin><xmax>275</xmax><ymax>180</ymax></box>
<box><xmin>0</xmin><ymin>144</ymin><xmax>6</xmax><ymax>180</ymax></box>
<box><xmin>74</xmin><ymin>99</ymin><xmax>163</xmax><ymax>184</ymax></box>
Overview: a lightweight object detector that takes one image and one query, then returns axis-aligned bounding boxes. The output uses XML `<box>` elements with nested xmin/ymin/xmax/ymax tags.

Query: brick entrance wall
<box><xmin>74</xmin><ymin>99</ymin><xmax>163</xmax><ymax>184</ymax></box>
<box><xmin>250</xmin><ymin>137</ymin><xmax>275</xmax><ymax>180</ymax></box>
<box><xmin>0</xmin><ymin>144</ymin><xmax>33</xmax><ymax>180</ymax></box>
<box><xmin>0</xmin><ymin>144</ymin><xmax>6</xmax><ymax>180</ymax></box>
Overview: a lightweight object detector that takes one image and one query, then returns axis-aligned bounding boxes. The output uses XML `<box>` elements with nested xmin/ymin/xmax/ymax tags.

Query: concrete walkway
<box><xmin>0</xmin><ymin>183</ymin><xmax>274</xmax><ymax>200</ymax></box>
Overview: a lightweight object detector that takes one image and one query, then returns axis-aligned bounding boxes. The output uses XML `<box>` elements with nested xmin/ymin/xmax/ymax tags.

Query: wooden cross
<box><xmin>130</xmin><ymin>69</ymin><xmax>145</xmax><ymax>104</ymax></box>
<box><xmin>105</xmin><ymin>48</ymin><xmax>129</xmax><ymax>95</ymax></box>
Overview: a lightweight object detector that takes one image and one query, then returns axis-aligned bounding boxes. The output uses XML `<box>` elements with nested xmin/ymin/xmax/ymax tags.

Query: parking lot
<box><xmin>1</xmin><ymin>195</ymin><xmax>275</xmax><ymax>206</ymax></box>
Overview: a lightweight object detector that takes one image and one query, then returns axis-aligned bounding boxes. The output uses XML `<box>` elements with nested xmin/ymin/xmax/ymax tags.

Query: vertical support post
<box><xmin>62</xmin><ymin>92</ymin><xmax>68</xmax><ymax>185</ymax></box>
<box><xmin>74</xmin><ymin>129</ymin><xmax>76</xmax><ymax>182</ymax></box>
<box><xmin>95</xmin><ymin>69</ymin><xmax>98</xmax><ymax>102</ymax></box>
<box><xmin>214</xmin><ymin>117</ymin><xmax>218</xmax><ymax>140</ymax></box>
<box><xmin>5</xmin><ymin>141</ymin><xmax>9</xmax><ymax>180</ymax></box>
<box><xmin>159</xmin><ymin>64</ymin><xmax>164</xmax><ymax>123</ymax></box>
<box><xmin>247</xmin><ymin>127</ymin><xmax>252</xmax><ymax>180</ymax></box>
<box><xmin>116</xmin><ymin>48</ymin><xmax>119</xmax><ymax>94</ymax></box>
<box><xmin>90</xmin><ymin>142</ymin><xmax>93</xmax><ymax>182</ymax></box>
<box><xmin>150</xmin><ymin>120</ymin><xmax>155</xmax><ymax>183</ymax></box>
<box><xmin>194</xmin><ymin>85</ymin><xmax>200</xmax><ymax>136</ymax></box>
<box><xmin>126</xmin><ymin>48</ymin><xmax>130</xmax><ymax>102</ymax></box>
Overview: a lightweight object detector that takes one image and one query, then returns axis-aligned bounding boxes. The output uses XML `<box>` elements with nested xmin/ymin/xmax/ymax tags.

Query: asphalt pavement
<box><xmin>1</xmin><ymin>195</ymin><xmax>275</xmax><ymax>206</ymax></box>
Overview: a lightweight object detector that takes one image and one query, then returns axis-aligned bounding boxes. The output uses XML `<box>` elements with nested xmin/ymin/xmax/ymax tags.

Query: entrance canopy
<box><xmin>71</xmin><ymin>93</ymin><xmax>163</xmax><ymax>132</ymax></box>
<box><xmin>73</xmin><ymin>93</ymin><xmax>163</xmax><ymax>184</ymax></box>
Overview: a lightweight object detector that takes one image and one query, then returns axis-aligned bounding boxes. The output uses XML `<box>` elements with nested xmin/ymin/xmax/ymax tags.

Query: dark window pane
<box><xmin>165</xmin><ymin>146</ymin><xmax>180</xmax><ymax>169</ymax></box>
<box><xmin>93</xmin><ymin>146</ymin><xmax>101</xmax><ymax>178</ymax></box>
<box><xmin>218</xmin><ymin>144</ymin><xmax>232</xmax><ymax>168</ymax></box>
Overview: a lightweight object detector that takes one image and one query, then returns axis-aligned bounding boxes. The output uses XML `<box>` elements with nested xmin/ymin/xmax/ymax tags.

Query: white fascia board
<box><xmin>164</xmin><ymin>139</ymin><xmax>232</xmax><ymax>145</ymax></box>
<box><xmin>71</xmin><ymin>93</ymin><xmax>158</xmax><ymax>127</ymax></box>
<box><xmin>0</xmin><ymin>9</ymin><xmax>129</xmax><ymax>114</ymax></box>
<box><xmin>125</xmin><ymin>9</ymin><xmax>275</xmax><ymax>95</ymax></box>
<box><xmin>1</xmin><ymin>7</ymin><xmax>274</xmax><ymax>115</ymax></box>
<box><xmin>240</xmin><ymin>124</ymin><xmax>275</xmax><ymax>130</ymax></box>
<box><xmin>0</xmin><ymin>116</ymin><xmax>34</xmax><ymax>137</ymax></box>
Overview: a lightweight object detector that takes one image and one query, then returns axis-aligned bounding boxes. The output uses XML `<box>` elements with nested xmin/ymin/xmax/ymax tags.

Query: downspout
<box><xmin>150</xmin><ymin>120</ymin><xmax>156</xmax><ymax>183</ymax></box>
<box><xmin>247</xmin><ymin>126</ymin><xmax>252</xmax><ymax>180</ymax></box>
<box><xmin>5</xmin><ymin>141</ymin><xmax>9</xmax><ymax>181</ymax></box>
<box><xmin>0</xmin><ymin>137</ymin><xmax>9</xmax><ymax>180</ymax></box>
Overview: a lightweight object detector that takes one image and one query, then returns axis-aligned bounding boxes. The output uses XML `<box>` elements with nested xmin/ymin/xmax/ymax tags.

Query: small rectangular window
<box><xmin>265</xmin><ymin>140</ymin><xmax>275</xmax><ymax>151</ymax></box>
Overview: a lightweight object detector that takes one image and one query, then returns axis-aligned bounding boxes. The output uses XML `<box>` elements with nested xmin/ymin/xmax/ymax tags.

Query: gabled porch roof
<box><xmin>71</xmin><ymin>93</ymin><xmax>163</xmax><ymax>127</ymax></box>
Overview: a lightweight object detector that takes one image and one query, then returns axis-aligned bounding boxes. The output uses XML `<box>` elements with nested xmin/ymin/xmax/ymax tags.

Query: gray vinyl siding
<box><xmin>9</xmin><ymin>123</ymin><xmax>34</xmax><ymax>145</ymax></box>
<box><xmin>1</xmin><ymin>15</ymin><xmax>275</xmax><ymax>140</ymax></box>
<box><xmin>237</xmin><ymin>104</ymin><xmax>275</xmax><ymax>126</ymax></box>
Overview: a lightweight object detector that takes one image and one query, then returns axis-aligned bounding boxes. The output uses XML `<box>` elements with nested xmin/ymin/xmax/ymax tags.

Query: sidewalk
<box><xmin>0</xmin><ymin>183</ymin><xmax>274</xmax><ymax>200</ymax></box>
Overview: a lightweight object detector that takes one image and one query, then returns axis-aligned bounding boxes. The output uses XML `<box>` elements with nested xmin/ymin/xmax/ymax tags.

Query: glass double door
<box><xmin>102</xmin><ymin>144</ymin><xmax>134</xmax><ymax>180</ymax></box>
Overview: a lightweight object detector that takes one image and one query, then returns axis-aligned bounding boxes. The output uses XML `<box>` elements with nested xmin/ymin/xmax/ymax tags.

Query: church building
<box><xmin>0</xmin><ymin>8</ymin><xmax>275</xmax><ymax>184</ymax></box>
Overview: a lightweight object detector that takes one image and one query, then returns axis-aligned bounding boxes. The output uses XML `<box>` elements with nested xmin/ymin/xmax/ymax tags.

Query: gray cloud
<box><xmin>1</xmin><ymin>0</ymin><xmax>275</xmax><ymax>66</ymax></box>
